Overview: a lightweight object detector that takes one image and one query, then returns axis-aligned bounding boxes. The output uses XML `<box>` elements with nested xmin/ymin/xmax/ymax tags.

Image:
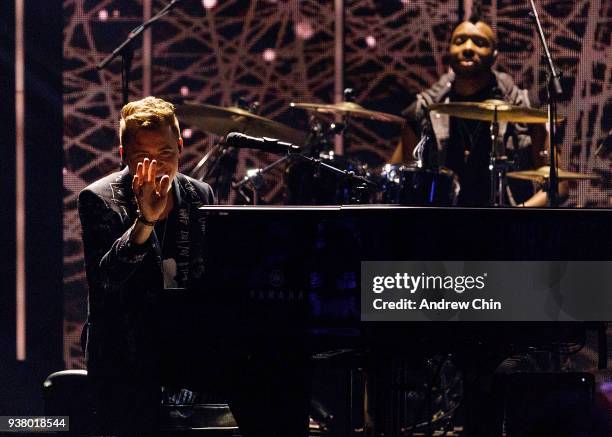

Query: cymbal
<box><xmin>176</xmin><ymin>103</ymin><xmax>307</xmax><ymax>146</ymax></box>
<box><xmin>429</xmin><ymin>99</ymin><xmax>562</xmax><ymax>124</ymax></box>
<box><xmin>507</xmin><ymin>166</ymin><xmax>599</xmax><ymax>182</ymax></box>
<box><xmin>290</xmin><ymin>101</ymin><xmax>405</xmax><ymax>123</ymax></box>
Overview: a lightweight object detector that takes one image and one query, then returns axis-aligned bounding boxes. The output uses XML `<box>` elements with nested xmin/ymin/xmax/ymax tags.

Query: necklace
<box><xmin>458</xmin><ymin>119</ymin><xmax>484</xmax><ymax>161</ymax></box>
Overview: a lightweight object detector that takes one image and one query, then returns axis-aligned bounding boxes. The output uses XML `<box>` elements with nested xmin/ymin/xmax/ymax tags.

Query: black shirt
<box><xmin>447</xmin><ymin>75</ymin><xmax>502</xmax><ymax>206</ymax></box>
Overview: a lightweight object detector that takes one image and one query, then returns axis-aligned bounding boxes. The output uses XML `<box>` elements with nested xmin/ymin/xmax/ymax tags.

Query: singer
<box><xmin>78</xmin><ymin>96</ymin><xmax>311</xmax><ymax>436</ymax></box>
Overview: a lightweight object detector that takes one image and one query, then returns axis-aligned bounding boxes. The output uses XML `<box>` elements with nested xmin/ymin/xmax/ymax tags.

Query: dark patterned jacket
<box><xmin>78</xmin><ymin>167</ymin><xmax>215</xmax><ymax>382</ymax></box>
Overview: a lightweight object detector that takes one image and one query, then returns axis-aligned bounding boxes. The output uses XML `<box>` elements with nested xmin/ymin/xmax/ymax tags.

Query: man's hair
<box><xmin>119</xmin><ymin>96</ymin><xmax>181</xmax><ymax>149</ymax></box>
<box><xmin>467</xmin><ymin>3</ymin><xmax>483</xmax><ymax>24</ymax></box>
<box><xmin>452</xmin><ymin>3</ymin><xmax>498</xmax><ymax>50</ymax></box>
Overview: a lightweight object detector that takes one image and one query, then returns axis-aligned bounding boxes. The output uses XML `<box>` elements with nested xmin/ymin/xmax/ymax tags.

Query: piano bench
<box><xmin>43</xmin><ymin>370</ymin><xmax>240</xmax><ymax>436</ymax></box>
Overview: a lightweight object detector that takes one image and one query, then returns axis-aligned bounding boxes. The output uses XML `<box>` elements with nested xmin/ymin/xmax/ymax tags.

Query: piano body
<box><xmin>154</xmin><ymin>206</ymin><xmax>610</xmax><ymax>435</ymax></box>
<box><xmin>157</xmin><ymin>205</ymin><xmax>611</xmax><ymax>360</ymax></box>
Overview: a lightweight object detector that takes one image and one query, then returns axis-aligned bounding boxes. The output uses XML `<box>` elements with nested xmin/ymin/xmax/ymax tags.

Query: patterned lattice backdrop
<box><xmin>63</xmin><ymin>0</ymin><xmax>611</xmax><ymax>368</ymax></box>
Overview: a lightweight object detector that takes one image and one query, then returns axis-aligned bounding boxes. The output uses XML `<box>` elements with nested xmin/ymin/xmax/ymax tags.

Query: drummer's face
<box><xmin>450</xmin><ymin>21</ymin><xmax>497</xmax><ymax>75</ymax></box>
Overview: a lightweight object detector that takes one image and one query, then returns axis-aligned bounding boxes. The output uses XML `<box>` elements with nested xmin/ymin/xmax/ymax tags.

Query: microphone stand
<box><xmin>231</xmin><ymin>149</ymin><xmax>379</xmax><ymax>205</ymax></box>
<box><xmin>529</xmin><ymin>0</ymin><xmax>563</xmax><ymax>207</ymax></box>
<box><xmin>97</xmin><ymin>0</ymin><xmax>184</xmax><ymax>105</ymax></box>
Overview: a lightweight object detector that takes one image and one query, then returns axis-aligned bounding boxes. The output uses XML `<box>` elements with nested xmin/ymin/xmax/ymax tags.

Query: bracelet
<box><xmin>136</xmin><ymin>214</ymin><xmax>157</xmax><ymax>227</ymax></box>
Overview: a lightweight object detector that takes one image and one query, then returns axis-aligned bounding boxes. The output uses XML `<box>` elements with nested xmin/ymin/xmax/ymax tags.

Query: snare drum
<box><xmin>380</xmin><ymin>164</ymin><xmax>460</xmax><ymax>206</ymax></box>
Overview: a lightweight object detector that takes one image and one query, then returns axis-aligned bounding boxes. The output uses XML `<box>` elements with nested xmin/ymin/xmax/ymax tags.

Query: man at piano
<box><xmin>389</xmin><ymin>14</ymin><xmax>568</xmax><ymax>207</ymax></box>
<box><xmin>78</xmin><ymin>97</ymin><xmax>311</xmax><ymax>436</ymax></box>
<box><xmin>77</xmin><ymin>96</ymin><xmax>216</xmax><ymax>434</ymax></box>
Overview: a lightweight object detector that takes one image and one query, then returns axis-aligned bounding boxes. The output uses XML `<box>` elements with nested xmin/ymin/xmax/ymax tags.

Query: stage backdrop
<box><xmin>63</xmin><ymin>0</ymin><xmax>611</xmax><ymax>368</ymax></box>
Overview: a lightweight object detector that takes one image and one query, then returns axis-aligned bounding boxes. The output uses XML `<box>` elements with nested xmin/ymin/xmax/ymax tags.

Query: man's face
<box><xmin>449</xmin><ymin>21</ymin><xmax>497</xmax><ymax>75</ymax></box>
<box><xmin>124</xmin><ymin>124</ymin><xmax>181</xmax><ymax>191</ymax></box>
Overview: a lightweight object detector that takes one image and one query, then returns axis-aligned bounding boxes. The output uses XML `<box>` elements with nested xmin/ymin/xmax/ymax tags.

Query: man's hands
<box><xmin>132</xmin><ymin>158</ymin><xmax>171</xmax><ymax>222</ymax></box>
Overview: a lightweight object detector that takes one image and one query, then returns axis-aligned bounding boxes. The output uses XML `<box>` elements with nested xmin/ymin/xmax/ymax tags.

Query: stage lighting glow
<box><xmin>202</xmin><ymin>0</ymin><xmax>217</xmax><ymax>9</ymax></box>
<box><xmin>112</xmin><ymin>9</ymin><xmax>120</xmax><ymax>18</ymax></box>
<box><xmin>366</xmin><ymin>35</ymin><xmax>376</xmax><ymax>48</ymax></box>
<box><xmin>295</xmin><ymin>21</ymin><xmax>314</xmax><ymax>39</ymax></box>
<box><xmin>182</xmin><ymin>128</ymin><xmax>193</xmax><ymax>139</ymax></box>
<box><xmin>263</xmin><ymin>48</ymin><xmax>276</xmax><ymax>62</ymax></box>
<box><xmin>98</xmin><ymin>9</ymin><xmax>108</xmax><ymax>21</ymax></box>
<box><xmin>180</xmin><ymin>85</ymin><xmax>189</xmax><ymax>96</ymax></box>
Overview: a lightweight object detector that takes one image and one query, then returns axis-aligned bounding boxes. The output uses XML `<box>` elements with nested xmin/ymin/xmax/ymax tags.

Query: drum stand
<box><xmin>489</xmin><ymin>107</ymin><xmax>510</xmax><ymax>207</ymax></box>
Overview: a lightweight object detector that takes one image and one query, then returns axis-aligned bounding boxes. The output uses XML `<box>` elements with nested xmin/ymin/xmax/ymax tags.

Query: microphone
<box><xmin>225</xmin><ymin>132</ymin><xmax>301</xmax><ymax>154</ymax></box>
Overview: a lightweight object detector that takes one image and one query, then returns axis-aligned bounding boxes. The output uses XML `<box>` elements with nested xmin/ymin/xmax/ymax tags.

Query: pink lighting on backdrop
<box><xmin>365</xmin><ymin>35</ymin><xmax>376</xmax><ymax>48</ymax></box>
<box><xmin>263</xmin><ymin>48</ymin><xmax>276</xmax><ymax>62</ymax></box>
<box><xmin>98</xmin><ymin>9</ymin><xmax>108</xmax><ymax>21</ymax></box>
<box><xmin>15</xmin><ymin>0</ymin><xmax>26</xmax><ymax>362</ymax></box>
<box><xmin>112</xmin><ymin>9</ymin><xmax>120</xmax><ymax>18</ymax></box>
<box><xmin>202</xmin><ymin>0</ymin><xmax>218</xmax><ymax>9</ymax></box>
<box><xmin>295</xmin><ymin>21</ymin><xmax>314</xmax><ymax>39</ymax></box>
<box><xmin>180</xmin><ymin>85</ymin><xmax>189</xmax><ymax>96</ymax></box>
<box><xmin>182</xmin><ymin>128</ymin><xmax>193</xmax><ymax>139</ymax></box>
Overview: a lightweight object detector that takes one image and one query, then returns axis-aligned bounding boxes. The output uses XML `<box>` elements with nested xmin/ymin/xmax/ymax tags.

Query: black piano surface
<box><xmin>158</xmin><ymin>206</ymin><xmax>612</xmax><ymax>365</ymax></box>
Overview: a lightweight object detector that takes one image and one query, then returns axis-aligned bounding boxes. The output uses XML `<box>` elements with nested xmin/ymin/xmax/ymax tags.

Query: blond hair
<box><xmin>119</xmin><ymin>96</ymin><xmax>181</xmax><ymax>149</ymax></box>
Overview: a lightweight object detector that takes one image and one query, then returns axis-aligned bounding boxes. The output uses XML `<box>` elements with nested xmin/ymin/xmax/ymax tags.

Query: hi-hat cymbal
<box><xmin>290</xmin><ymin>101</ymin><xmax>405</xmax><ymax>123</ymax></box>
<box><xmin>429</xmin><ymin>99</ymin><xmax>563</xmax><ymax>124</ymax></box>
<box><xmin>507</xmin><ymin>166</ymin><xmax>599</xmax><ymax>182</ymax></box>
<box><xmin>176</xmin><ymin>103</ymin><xmax>307</xmax><ymax>146</ymax></box>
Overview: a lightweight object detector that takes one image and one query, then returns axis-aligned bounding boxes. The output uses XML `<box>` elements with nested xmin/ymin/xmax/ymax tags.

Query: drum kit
<box><xmin>177</xmin><ymin>94</ymin><xmax>598</xmax><ymax>206</ymax></box>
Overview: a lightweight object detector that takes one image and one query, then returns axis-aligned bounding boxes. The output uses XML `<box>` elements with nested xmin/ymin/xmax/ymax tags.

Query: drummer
<box><xmin>390</xmin><ymin>14</ymin><xmax>567</xmax><ymax>207</ymax></box>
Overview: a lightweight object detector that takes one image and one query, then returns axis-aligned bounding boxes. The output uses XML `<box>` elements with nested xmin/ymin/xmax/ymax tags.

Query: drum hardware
<box><xmin>489</xmin><ymin>105</ymin><xmax>509</xmax><ymax>206</ymax></box>
<box><xmin>507</xmin><ymin>166</ymin><xmax>599</xmax><ymax>183</ymax></box>
<box><xmin>428</xmin><ymin>99</ymin><xmax>562</xmax><ymax>207</ymax></box>
<box><xmin>412</xmin><ymin>136</ymin><xmax>427</xmax><ymax>169</ymax></box>
<box><xmin>291</xmin><ymin>153</ymin><xmax>377</xmax><ymax>188</ymax></box>
<box><xmin>529</xmin><ymin>0</ymin><xmax>564</xmax><ymax>206</ymax></box>
<box><xmin>191</xmin><ymin>140</ymin><xmax>228</xmax><ymax>181</ymax></box>
<box><xmin>284</xmin><ymin>152</ymin><xmax>378</xmax><ymax>205</ymax></box>
<box><xmin>180</xmin><ymin>102</ymin><xmax>307</xmax><ymax>202</ymax></box>
<box><xmin>231</xmin><ymin>148</ymin><xmax>377</xmax><ymax>205</ymax></box>
<box><xmin>428</xmin><ymin>99</ymin><xmax>563</xmax><ymax>124</ymax></box>
<box><xmin>176</xmin><ymin>102</ymin><xmax>307</xmax><ymax>146</ymax></box>
<box><xmin>234</xmin><ymin>97</ymin><xmax>260</xmax><ymax>115</ymax></box>
<box><xmin>285</xmin><ymin>95</ymin><xmax>380</xmax><ymax>204</ymax></box>
<box><xmin>290</xmin><ymin>101</ymin><xmax>405</xmax><ymax>124</ymax></box>
<box><xmin>379</xmin><ymin>164</ymin><xmax>460</xmax><ymax>206</ymax></box>
<box><xmin>232</xmin><ymin>154</ymin><xmax>293</xmax><ymax>205</ymax></box>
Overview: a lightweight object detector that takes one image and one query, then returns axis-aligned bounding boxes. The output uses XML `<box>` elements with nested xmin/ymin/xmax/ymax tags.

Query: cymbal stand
<box><xmin>529</xmin><ymin>0</ymin><xmax>563</xmax><ymax>207</ymax></box>
<box><xmin>489</xmin><ymin>106</ymin><xmax>510</xmax><ymax>206</ymax></box>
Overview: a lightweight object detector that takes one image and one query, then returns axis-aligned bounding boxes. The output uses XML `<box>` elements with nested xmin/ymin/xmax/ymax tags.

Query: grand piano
<box><xmin>159</xmin><ymin>205</ymin><xmax>611</xmax><ymax>358</ymax></box>
<box><xmin>157</xmin><ymin>206</ymin><xmax>610</xmax><ymax>435</ymax></box>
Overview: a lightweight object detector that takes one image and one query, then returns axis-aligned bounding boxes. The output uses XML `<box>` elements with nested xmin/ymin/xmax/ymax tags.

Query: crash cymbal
<box><xmin>290</xmin><ymin>101</ymin><xmax>405</xmax><ymax>123</ymax></box>
<box><xmin>429</xmin><ymin>99</ymin><xmax>563</xmax><ymax>124</ymax></box>
<box><xmin>176</xmin><ymin>103</ymin><xmax>306</xmax><ymax>146</ymax></box>
<box><xmin>507</xmin><ymin>166</ymin><xmax>599</xmax><ymax>182</ymax></box>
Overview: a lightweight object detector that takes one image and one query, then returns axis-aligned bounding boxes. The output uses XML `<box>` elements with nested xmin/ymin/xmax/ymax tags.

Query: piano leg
<box><xmin>226</xmin><ymin>347</ymin><xmax>312</xmax><ymax>437</ymax></box>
